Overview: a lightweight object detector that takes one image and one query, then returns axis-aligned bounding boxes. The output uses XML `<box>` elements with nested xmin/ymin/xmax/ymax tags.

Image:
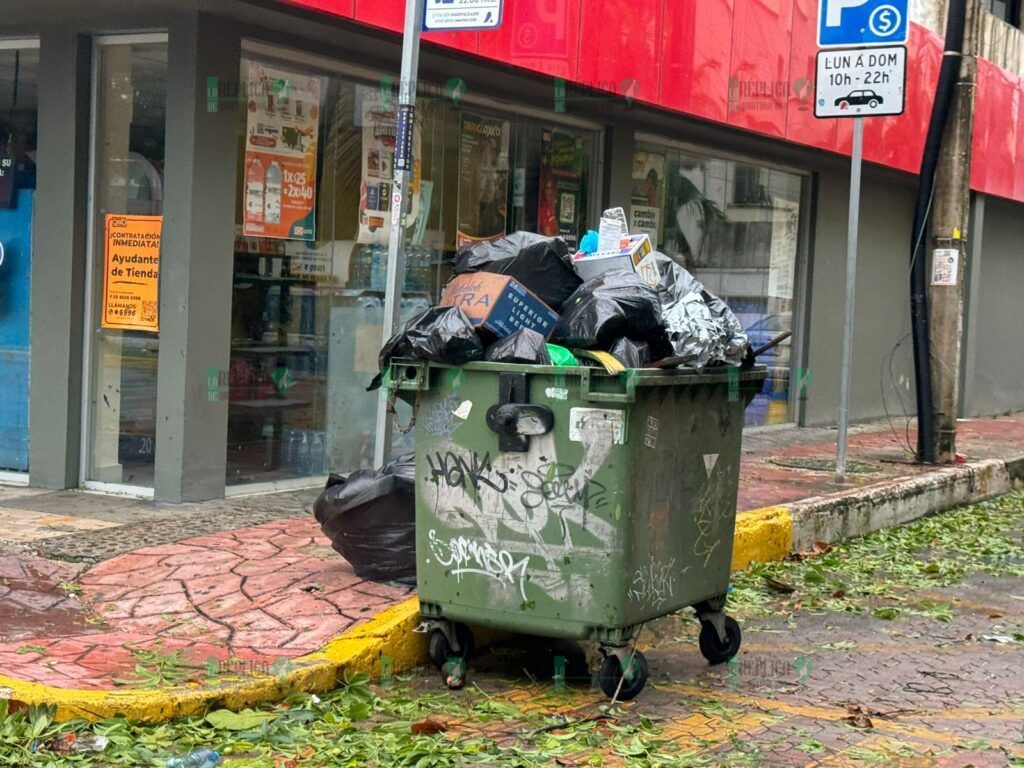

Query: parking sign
<box><xmin>818</xmin><ymin>0</ymin><xmax>909</xmax><ymax>47</ymax></box>
<box><xmin>424</xmin><ymin>0</ymin><xmax>503</xmax><ymax>31</ymax></box>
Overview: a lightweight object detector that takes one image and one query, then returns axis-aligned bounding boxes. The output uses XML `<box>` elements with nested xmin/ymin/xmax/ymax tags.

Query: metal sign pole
<box><xmin>836</xmin><ymin>116</ymin><xmax>864</xmax><ymax>480</ymax></box>
<box><xmin>374</xmin><ymin>0</ymin><xmax>424</xmax><ymax>469</ymax></box>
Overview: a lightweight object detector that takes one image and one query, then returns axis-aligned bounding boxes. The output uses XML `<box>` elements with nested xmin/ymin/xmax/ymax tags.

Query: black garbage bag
<box><xmin>313</xmin><ymin>453</ymin><xmax>416</xmax><ymax>585</ymax></box>
<box><xmin>368</xmin><ymin>307</ymin><xmax>485</xmax><ymax>390</ymax></box>
<box><xmin>608</xmin><ymin>338</ymin><xmax>653</xmax><ymax>369</ymax></box>
<box><xmin>484</xmin><ymin>328</ymin><xmax>552</xmax><ymax>365</ymax></box>
<box><xmin>454</xmin><ymin>232</ymin><xmax>582</xmax><ymax>311</ymax></box>
<box><xmin>550</xmin><ymin>270</ymin><xmax>673</xmax><ymax>358</ymax></box>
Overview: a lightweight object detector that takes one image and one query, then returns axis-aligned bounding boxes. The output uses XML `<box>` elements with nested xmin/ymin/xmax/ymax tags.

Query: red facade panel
<box><xmin>860</xmin><ymin>25</ymin><xmax>940</xmax><ymax>172</ymax></box>
<box><xmin>353</xmin><ymin>0</ymin><xmax>404</xmax><ymax>31</ymax></box>
<box><xmin>784</xmin><ymin>0</ymin><xmax>835</xmax><ymax>151</ymax></box>
<box><xmin>726</xmin><ymin>0</ymin><xmax>794</xmax><ymax>138</ymax></box>
<box><xmin>660</xmin><ymin>0</ymin><xmax>734</xmax><ymax>125</ymax></box>
<box><xmin>1016</xmin><ymin>76</ymin><xmax>1024</xmax><ymax>202</ymax></box>
<box><xmin>279</xmin><ymin>0</ymin><xmax>1024</xmax><ymax>204</ymax></box>
<box><xmin>477</xmin><ymin>0</ymin><xmax>581</xmax><ymax>81</ymax></box>
<box><xmin>972</xmin><ymin>58</ymin><xmax>1019</xmax><ymax>201</ymax></box>
<box><xmin>577</xmin><ymin>0</ymin><xmax>664</xmax><ymax>105</ymax></box>
<box><xmin>284</xmin><ymin>0</ymin><xmax>355</xmax><ymax>18</ymax></box>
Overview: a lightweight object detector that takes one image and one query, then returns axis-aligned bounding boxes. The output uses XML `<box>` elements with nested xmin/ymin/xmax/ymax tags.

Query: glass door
<box><xmin>82</xmin><ymin>36</ymin><xmax>168</xmax><ymax>491</ymax></box>
<box><xmin>0</xmin><ymin>40</ymin><xmax>38</xmax><ymax>479</ymax></box>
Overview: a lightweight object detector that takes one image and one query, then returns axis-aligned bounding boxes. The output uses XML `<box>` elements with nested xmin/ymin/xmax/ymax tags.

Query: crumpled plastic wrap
<box><xmin>454</xmin><ymin>231</ymin><xmax>582</xmax><ymax>311</ymax></box>
<box><xmin>313</xmin><ymin>453</ymin><xmax>416</xmax><ymax>585</ymax></box>
<box><xmin>551</xmin><ymin>270</ymin><xmax>673</xmax><ymax>359</ymax></box>
<box><xmin>652</xmin><ymin>252</ymin><xmax>749</xmax><ymax>368</ymax></box>
<box><xmin>368</xmin><ymin>307</ymin><xmax>484</xmax><ymax>390</ymax></box>
<box><xmin>484</xmin><ymin>328</ymin><xmax>552</xmax><ymax>365</ymax></box>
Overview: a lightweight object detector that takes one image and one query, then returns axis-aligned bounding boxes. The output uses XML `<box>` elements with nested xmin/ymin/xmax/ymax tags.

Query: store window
<box><xmin>632</xmin><ymin>141</ymin><xmax>806</xmax><ymax>427</ymax></box>
<box><xmin>84</xmin><ymin>38</ymin><xmax>168</xmax><ymax>489</ymax></box>
<box><xmin>982</xmin><ymin>0</ymin><xmax>1021</xmax><ymax>27</ymax></box>
<box><xmin>227</xmin><ymin>46</ymin><xmax>598</xmax><ymax>486</ymax></box>
<box><xmin>0</xmin><ymin>42</ymin><xmax>38</xmax><ymax>475</ymax></box>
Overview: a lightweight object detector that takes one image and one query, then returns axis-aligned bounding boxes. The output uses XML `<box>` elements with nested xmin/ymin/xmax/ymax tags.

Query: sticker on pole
<box><xmin>818</xmin><ymin>0</ymin><xmax>908</xmax><ymax>47</ymax></box>
<box><xmin>815</xmin><ymin>45</ymin><xmax>905</xmax><ymax>118</ymax></box>
<box><xmin>424</xmin><ymin>0</ymin><xmax>503</xmax><ymax>31</ymax></box>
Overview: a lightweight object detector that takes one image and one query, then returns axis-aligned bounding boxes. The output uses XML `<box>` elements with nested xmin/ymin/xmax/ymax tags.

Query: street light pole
<box><xmin>373</xmin><ymin>0</ymin><xmax>423</xmax><ymax>469</ymax></box>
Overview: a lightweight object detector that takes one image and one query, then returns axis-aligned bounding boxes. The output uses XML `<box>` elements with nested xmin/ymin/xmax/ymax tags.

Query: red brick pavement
<box><xmin>736</xmin><ymin>413</ymin><xmax>1024</xmax><ymax>511</ymax></box>
<box><xmin>0</xmin><ymin>518</ymin><xmax>412</xmax><ymax>691</ymax></box>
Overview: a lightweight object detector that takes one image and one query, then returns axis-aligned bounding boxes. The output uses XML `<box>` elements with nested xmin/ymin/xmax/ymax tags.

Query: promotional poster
<box><xmin>102</xmin><ymin>214</ymin><xmax>163</xmax><ymax>333</ymax></box>
<box><xmin>356</xmin><ymin>86</ymin><xmax>421</xmax><ymax>246</ymax></box>
<box><xmin>242</xmin><ymin>61</ymin><xmax>323</xmax><ymax>241</ymax></box>
<box><xmin>537</xmin><ymin>128</ymin><xmax>585</xmax><ymax>249</ymax></box>
<box><xmin>456</xmin><ymin>112</ymin><xmax>510</xmax><ymax>250</ymax></box>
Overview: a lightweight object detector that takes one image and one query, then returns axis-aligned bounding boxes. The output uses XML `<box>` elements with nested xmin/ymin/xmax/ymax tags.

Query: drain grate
<box><xmin>768</xmin><ymin>456</ymin><xmax>883</xmax><ymax>474</ymax></box>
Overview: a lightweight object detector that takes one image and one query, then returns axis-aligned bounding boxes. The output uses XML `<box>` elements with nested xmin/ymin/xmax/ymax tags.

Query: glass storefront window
<box><xmin>0</xmin><ymin>43</ymin><xmax>38</xmax><ymax>474</ymax></box>
<box><xmin>227</xmin><ymin>48</ymin><xmax>598</xmax><ymax>486</ymax></box>
<box><xmin>633</xmin><ymin>142</ymin><xmax>806</xmax><ymax>427</ymax></box>
<box><xmin>85</xmin><ymin>39</ymin><xmax>168</xmax><ymax>488</ymax></box>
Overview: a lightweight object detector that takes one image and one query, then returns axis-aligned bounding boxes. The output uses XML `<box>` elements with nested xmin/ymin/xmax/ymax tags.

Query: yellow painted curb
<box><xmin>0</xmin><ymin>597</ymin><xmax>426</xmax><ymax>724</ymax></box>
<box><xmin>732</xmin><ymin>506</ymin><xmax>794</xmax><ymax>572</ymax></box>
<box><xmin>1</xmin><ymin>508</ymin><xmax>796</xmax><ymax>723</ymax></box>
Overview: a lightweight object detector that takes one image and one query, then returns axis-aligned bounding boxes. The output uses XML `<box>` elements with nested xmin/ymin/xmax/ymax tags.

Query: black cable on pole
<box><xmin>910</xmin><ymin>0</ymin><xmax>967</xmax><ymax>464</ymax></box>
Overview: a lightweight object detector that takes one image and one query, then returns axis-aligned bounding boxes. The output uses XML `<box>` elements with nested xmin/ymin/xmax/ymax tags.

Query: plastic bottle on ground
<box><xmin>166</xmin><ymin>749</ymin><xmax>221</xmax><ymax>768</ymax></box>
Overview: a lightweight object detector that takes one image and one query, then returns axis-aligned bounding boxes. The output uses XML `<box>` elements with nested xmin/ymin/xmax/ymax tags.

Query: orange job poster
<box><xmin>102</xmin><ymin>214</ymin><xmax>163</xmax><ymax>332</ymax></box>
<box><xmin>242</xmin><ymin>61</ymin><xmax>323</xmax><ymax>241</ymax></box>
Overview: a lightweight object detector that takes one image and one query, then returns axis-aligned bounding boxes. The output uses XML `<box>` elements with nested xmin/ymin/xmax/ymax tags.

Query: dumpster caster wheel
<box><xmin>598</xmin><ymin>651</ymin><xmax>649</xmax><ymax>701</ymax></box>
<box><xmin>699</xmin><ymin>616</ymin><xmax>741</xmax><ymax>665</ymax></box>
<box><xmin>428</xmin><ymin>624</ymin><xmax>475</xmax><ymax>669</ymax></box>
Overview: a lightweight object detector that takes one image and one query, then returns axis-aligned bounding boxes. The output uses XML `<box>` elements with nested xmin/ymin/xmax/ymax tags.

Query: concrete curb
<box><xmin>0</xmin><ymin>598</ymin><xmax>426</xmax><ymax>723</ymax></box>
<box><xmin>737</xmin><ymin>455</ymin><xmax>1024</xmax><ymax>558</ymax></box>
<box><xmin>4</xmin><ymin>454</ymin><xmax>1020</xmax><ymax>723</ymax></box>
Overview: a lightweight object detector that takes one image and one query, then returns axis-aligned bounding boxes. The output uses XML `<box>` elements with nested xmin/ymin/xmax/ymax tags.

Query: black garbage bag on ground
<box><xmin>313</xmin><ymin>453</ymin><xmax>416</xmax><ymax>585</ymax></box>
<box><xmin>368</xmin><ymin>307</ymin><xmax>484</xmax><ymax>390</ymax></box>
<box><xmin>454</xmin><ymin>232</ymin><xmax>582</xmax><ymax>311</ymax></box>
<box><xmin>484</xmin><ymin>328</ymin><xmax>552</xmax><ymax>365</ymax></box>
<box><xmin>608</xmin><ymin>338</ymin><xmax>653</xmax><ymax>369</ymax></box>
<box><xmin>551</xmin><ymin>270</ymin><xmax>673</xmax><ymax>359</ymax></box>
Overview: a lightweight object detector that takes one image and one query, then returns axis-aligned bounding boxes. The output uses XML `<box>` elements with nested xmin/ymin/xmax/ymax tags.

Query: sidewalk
<box><xmin>1</xmin><ymin>413</ymin><xmax>1021</xmax><ymax>721</ymax></box>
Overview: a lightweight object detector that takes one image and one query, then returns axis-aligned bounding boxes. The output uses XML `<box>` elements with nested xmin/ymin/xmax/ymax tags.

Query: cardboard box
<box><xmin>440</xmin><ymin>273</ymin><xmax>559</xmax><ymax>338</ymax></box>
<box><xmin>574</xmin><ymin>234</ymin><xmax>659</xmax><ymax>287</ymax></box>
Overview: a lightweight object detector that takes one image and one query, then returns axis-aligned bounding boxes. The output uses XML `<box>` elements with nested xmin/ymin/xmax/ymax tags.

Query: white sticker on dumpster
<box><xmin>569</xmin><ymin>408</ymin><xmax>625</xmax><ymax>445</ymax></box>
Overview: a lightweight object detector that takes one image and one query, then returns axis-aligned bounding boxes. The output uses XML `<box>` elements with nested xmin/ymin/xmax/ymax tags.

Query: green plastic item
<box><xmin>390</xmin><ymin>361</ymin><xmax>765</xmax><ymax>647</ymax></box>
<box><xmin>546</xmin><ymin>344</ymin><xmax>578</xmax><ymax>367</ymax></box>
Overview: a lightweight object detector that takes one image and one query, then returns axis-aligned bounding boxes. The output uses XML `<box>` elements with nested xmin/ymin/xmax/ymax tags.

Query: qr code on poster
<box><xmin>140</xmin><ymin>301</ymin><xmax>158</xmax><ymax>324</ymax></box>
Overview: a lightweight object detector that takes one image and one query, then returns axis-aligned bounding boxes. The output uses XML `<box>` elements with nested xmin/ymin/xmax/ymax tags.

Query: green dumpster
<box><xmin>389</xmin><ymin>359</ymin><xmax>767</xmax><ymax>699</ymax></box>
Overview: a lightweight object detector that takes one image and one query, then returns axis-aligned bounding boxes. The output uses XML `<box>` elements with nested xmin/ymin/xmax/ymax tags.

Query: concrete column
<box><xmin>153</xmin><ymin>13</ymin><xmax>240</xmax><ymax>502</ymax></box>
<box><xmin>28</xmin><ymin>29</ymin><xmax>90</xmax><ymax>489</ymax></box>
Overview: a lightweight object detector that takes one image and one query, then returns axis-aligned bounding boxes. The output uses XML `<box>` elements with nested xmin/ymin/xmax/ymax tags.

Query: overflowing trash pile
<box><xmin>319</xmin><ymin>209</ymin><xmax>754</xmax><ymax>584</ymax></box>
<box><xmin>370</xmin><ymin>208</ymin><xmax>750</xmax><ymax>387</ymax></box>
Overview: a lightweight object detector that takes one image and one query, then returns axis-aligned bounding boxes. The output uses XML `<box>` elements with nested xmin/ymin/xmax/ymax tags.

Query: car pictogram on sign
<box><xmin>834</xmin><ymin>89</ymin><xmax>884</xmax><ymax>109</ymax></box>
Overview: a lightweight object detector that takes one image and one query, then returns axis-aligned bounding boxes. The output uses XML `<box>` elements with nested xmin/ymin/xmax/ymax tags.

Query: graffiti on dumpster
<box><xmin>627</xmin><ymin>557</ymin><xmax>682</xmax><ymax>610</ymax></box>
<box><xmin>519</xmin><ymin>463</ymin><xmax>608</xmax><ymax>513</ymax></box>
<box><xmin>428</xmin><ymin>529</ymin><xmax>530</xmax><ymax>601</ymax></box>
<box><xmin>424</xmin><ymin>394</ymin><xmax>465</xmax><ymax>441</ymax></box>
<box><xmin>422</xmin><ymin>411</ymin><xmax>620</xmax><ymax>602</ymax></box>
<box><xmin>693</xmin><ymin>460</ymin><xmax>732</xmax><ymax>567</ymax></box>
<box><xmin>427</xmin><ymin>450</ymin><xmax>512</xmax><ymax>493</ymax></box>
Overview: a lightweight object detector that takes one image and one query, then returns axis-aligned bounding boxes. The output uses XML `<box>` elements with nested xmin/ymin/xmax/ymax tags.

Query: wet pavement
<box><xmin>407</xmin><ymin>495</ymin><xmax>1024</xmax><ymax>767</ymax></box>
<box><xmin>0</xmin><ymin>517</ymin><xmax>412</xmax><ymax>690</ymax></box>
<box><xmin>736</xmin><ymin>412</ymin><xmax>1024</xmax><ymax>511</ymax></box>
